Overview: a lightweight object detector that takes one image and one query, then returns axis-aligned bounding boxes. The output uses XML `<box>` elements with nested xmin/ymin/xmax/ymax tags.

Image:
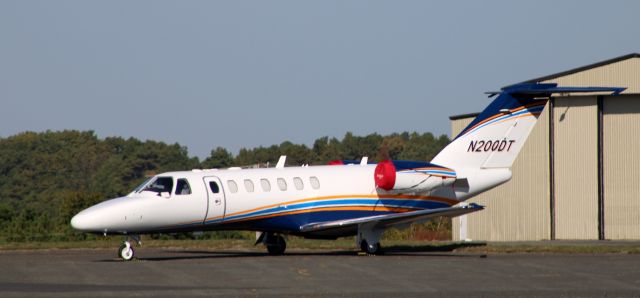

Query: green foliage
<box><xmin>0</xmin><ymin>131</ymin><xmax>200</xmax><ymax>242</ymax></box>
<box><xmin>0</xmin><ymin>130</ymin><xmax>450</xmax><ymax>242</ymax></box>
<box><xmin>382</xmin><ymin>217</ymin><xmax>452</xmax><ymax>241</ymax></box>
<box><xmin>149</xmin><ymin>231</ymin><xmax>254</xmax><ymax>240</ymax></box>
<box><xmin>312</xmin><ymin>136</ymin><xmax>343</xmax><ymax>163</ymax></box>
<box><xmin>225</xmin><ymin>131</ymin><xmax>450</xmax><ymax>167</ymax></box>
<box><xmin>201</xmin><ymin>147</ymin><xmax>234</xmax><ymax>169</ymax></box>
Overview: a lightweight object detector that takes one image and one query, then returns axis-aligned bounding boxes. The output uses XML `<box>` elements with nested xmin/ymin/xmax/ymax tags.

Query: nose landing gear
<box><xmin>118</xmin><ymin>235</ymin><xmax>141</xmax><ymax>261</ymax></box>
<box><xmin>118</xmin><ymin>241</ymin><xmax>134</xmax><ymax>261</ymax></box>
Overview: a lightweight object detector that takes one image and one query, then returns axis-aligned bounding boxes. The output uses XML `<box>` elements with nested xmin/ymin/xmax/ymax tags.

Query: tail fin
<box><xmin>432</xmin><ymin>83</ymin><xmax>625</xmax><ymax>171</ymax></box>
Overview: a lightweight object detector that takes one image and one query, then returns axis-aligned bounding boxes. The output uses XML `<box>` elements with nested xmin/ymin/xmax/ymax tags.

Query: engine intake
<box><xmin>374</xmin><ymin>160</ymin><xmax>456</xmax><ymax>193</ymax></box>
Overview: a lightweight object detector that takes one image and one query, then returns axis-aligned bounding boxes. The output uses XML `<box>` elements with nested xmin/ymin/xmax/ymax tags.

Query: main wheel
<box><xmin>266</xmin><ymin>235</ymin><xmax>286</xmax><ymax>255</ymax></box>
<box><xmin>118</xmin><ymin>242</ymin><xmax>135</xmax><ymax>261</ymax></box>
<box><xmin>360</xmin><ymin>240</ymin><xmax>382</xmax><ymax>255</ymax></box>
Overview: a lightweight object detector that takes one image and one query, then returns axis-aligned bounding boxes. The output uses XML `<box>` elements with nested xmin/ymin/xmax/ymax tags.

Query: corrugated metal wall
<box><xmin>450</xmin><ymin>55</ymin><xmax>640</xmax><ymax>241</ymax></box>
<box><xmin>543</xmin><ymin>58</ymin><xmax>640</xmax><ymax>94</ymax></box>
<box><xmin>452</xmin><ymin>105</ymin><xmax>551</xmax><ymax>241</ymax></box>
<box><xmin>603</xmin><ymin>95</ymin><xmax>640</xmax><ymax>239</ymax></box>
<box><xmin>451</xmin><ymin>117</ymin><xmax>474</xmax><ymax>143</ymax></box>
<box><xmin>451</xmin><ymin>117</ymin><xmax>473</xmax><ymax>241</ymax></box>
<box><xmin>552</xmin><ymin>96</ymin><xmax>599</xmax><ymax>239</ymax></box>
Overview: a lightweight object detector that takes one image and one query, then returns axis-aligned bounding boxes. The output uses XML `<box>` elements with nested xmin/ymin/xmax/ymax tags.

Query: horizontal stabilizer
<box><xmin>486</xmin><ymin>83</ymin><xmax>626</xmax><ymax>97</ymax></box>
<box><xmin>299</xmin><ymin>203</ymin><xmax>483</xmax><ymax>233</ymax></box>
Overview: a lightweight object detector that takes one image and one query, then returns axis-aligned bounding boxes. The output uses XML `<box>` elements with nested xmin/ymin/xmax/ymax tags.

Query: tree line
<box><xmin>0</xmin><ymin>130</ymin><xmax>449</xmax><ymax>242</ymax></box>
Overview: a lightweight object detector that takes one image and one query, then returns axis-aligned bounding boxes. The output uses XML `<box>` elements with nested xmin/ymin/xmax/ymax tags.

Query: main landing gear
<box><xmin>118</xmin><ymin>235</ymin><xmax>141</xmax><ymax>261</ymax></box>
<box><xmin>256</xmin><ymin>232</ymin><xmax>287</xmax><ymax>255</ymax></box>
<box><xmin>360</xmin><ymin>239</ymin><xmax>383</xmax><ymax>255</ymax></box>
<box><xmin>357</xmin><ymin>224</ymin><xmax>384</xmax><ymax>255</ymax></box>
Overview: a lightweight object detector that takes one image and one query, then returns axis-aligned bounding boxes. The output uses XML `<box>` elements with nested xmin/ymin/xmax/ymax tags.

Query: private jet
<box><xmin>71</xmin><ymin>83</ymin><xmax>624</xmax><ymax>260</ymax></box>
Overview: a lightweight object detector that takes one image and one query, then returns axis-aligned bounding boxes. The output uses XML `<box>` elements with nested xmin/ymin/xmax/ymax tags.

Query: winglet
<box><xmin>275</xmin><ymin>155</ymin><xmax>286</xmax><ymax>169</ymax></box>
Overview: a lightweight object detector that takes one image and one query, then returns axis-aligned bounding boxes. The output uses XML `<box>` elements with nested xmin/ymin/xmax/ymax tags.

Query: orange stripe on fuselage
<box><xmin>402</xmin><ymin>167</ymin><xmax>456</xmax><ymax>175</ymax></box>
<box><xmin>210</xmin><ymin>193</ymin><xmax>459</xmax><ymax>222</ymax></box>
<box><xmin>162</xmin><ymin>194</ymin><xmax>456</xmax><ymax>229</ymax></box>
<box><xmin>220</xmin><ymin>205</ymin><xmax>416</xmax><ymax>224</ymax></box>
<box><xmin>404</xmin><ymin>167</ymin><xmax>454</xmax><ymax>171</ymax></box>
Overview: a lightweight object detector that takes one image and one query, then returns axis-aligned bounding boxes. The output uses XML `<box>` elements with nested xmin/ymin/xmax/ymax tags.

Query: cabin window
<box><xmin>293</xmin><ymin>177</ymin><xmax>304</xmax><ymax>190</ymax></box>
<box><xmin>175</xmin><ymin>178</ymin><xmax>192</xmax><ymax>195</ymax></box>
<box><xmin>227</xmin><ymin>180</ymin><xmax>238</xmax><ymax>193</ymax></box>
<box><xmin>143</xmin><ymin>176</ymin><xmax>174</xmax><ymax>194</ymax></box>
<box><xmin>309</xmin><ymin>176</ymin><xmax>320</xmax><ymax>189</ymax></box>
<box><xmin>260</xmin><ymin>179</ymin><xmax>271</xmax><ymax>192</ymax></box>
<box><xmin>209</xmin><ymin>181</ymin><xmax>220</xmax><ymax>194</ymax></box>
<box><xmin>277</xmin><ymin>178</ymin><xmax>287</xmax><ymax>191</ymax></box>
<box><xmin>244</xmin><ymin>179</ymin><xmax>255</xmax><ymax>192</ymax></box>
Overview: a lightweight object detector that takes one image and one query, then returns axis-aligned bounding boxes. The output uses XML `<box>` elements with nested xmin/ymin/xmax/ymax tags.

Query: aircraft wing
<box><xmin>298</xmin><ymin>203</ymin><xmax>483</xmax><ymax>234</ymax></box>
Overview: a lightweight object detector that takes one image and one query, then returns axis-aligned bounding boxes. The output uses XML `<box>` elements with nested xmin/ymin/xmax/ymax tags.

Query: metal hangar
<box><xmin>451</xmin><ymin>53</ymin><xmax>640</xmax><ymax>241</ymax></box>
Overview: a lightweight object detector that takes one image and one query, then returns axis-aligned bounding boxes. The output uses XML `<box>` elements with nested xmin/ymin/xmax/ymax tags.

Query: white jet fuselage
<box><xmin>71</xmin><ymin>164</ymin><xmax>465</xmax><ymax>238</ymax></box>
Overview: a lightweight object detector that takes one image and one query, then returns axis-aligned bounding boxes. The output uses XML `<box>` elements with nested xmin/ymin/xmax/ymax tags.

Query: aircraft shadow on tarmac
<box><xmin>97</xmin><ymin>242</ymin><xmax>487</xmax><ymax>262</ymax></box>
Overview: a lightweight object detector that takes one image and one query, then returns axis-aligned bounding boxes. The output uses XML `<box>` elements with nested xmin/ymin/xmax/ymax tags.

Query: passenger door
<box><xmin>203</xmin><ymin>176</ymin><xmax>226</xmax><ymax>224</ymax></box>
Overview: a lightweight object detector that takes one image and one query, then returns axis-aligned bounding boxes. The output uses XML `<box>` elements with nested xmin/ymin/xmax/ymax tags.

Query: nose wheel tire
<box><xmin>266</xmin><ymin>235</ymin><xmax>287</xmax><ymax>255</ymax></box>
<box><xmin>118</xmin><ymin>242</ymin><xmax>135</xmax><ymax>261</ymax></box>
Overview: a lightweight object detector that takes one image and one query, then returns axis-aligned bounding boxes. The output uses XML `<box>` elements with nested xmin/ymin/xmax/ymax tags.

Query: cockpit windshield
<box><xmin>132</xmin><ymin>178</ymin><xmax>153</xmax><ymax>193</ymax></box>
<box><xmin>140</xmin><ymin>176</ymin><xmax>174</xmax><ymax>194</ymax></box>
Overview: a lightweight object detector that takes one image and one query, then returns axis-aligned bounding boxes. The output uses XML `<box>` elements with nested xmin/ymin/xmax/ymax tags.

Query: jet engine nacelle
<box><xmin>374</xmin><ymin>160</ymin><xmax>456</xmax><ymax>193</ymax></box>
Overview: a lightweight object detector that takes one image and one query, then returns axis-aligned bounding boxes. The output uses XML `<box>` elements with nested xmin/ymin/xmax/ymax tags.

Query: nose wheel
<box><xmin>117</xmin><ymin>235</ymin><xmax>141</xmax><ymax>261</ymax></box>
<box><xmin>118</xmin><ymin>241</ymin><xmax>135</xmax><ymax>261</ymax></box>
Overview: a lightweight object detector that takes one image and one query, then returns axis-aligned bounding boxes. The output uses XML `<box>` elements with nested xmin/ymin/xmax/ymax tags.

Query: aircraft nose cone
<box><xmin>70</xmin><ymin>211</ymin><xmax>91</xmax><ymax>231</ymax></box>
<box><xmin>71</xmin><ymin>207</ymin><xmax>106</xmax><ymax>232</ymax></box>
<box><xmin>70</xmin><ymin>196</ymin><xmax>132</xmax><ymax>233</ymax></box>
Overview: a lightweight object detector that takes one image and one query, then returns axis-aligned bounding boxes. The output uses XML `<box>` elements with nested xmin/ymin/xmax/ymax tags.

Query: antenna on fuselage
<box><xmin>276</xmin><ymin>155</ymin><xmax>286</xmax><ymax>169</ymax></box>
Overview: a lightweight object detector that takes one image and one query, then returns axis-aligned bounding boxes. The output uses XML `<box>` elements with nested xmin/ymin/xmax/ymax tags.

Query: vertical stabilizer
<box><xmin>431</xmin><ymin>83</ymin><xmax>625</xmax><ymax>172</ymax></box>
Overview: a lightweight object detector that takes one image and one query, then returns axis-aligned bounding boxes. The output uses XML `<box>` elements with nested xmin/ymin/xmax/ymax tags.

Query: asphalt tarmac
<box><xmin>1</xmin><ymin>248</ymin><xmax>639</xmax><ymax>297</ymax></box>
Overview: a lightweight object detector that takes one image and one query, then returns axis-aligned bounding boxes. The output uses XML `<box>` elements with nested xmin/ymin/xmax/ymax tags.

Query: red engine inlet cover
<box><xmin>374</xmin><ymin>160</ymin><xmax>396</xmax><ymax>190</ymax></box>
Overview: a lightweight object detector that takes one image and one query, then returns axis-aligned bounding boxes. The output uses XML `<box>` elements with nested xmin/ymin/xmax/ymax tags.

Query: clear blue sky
<box><xmin>2</xmin><ymin>1</ymin><xmax>639</xmax><ymax>159</ymax></box>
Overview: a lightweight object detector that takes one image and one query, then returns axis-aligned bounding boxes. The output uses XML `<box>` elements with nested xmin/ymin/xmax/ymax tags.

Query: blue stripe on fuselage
<box><xmin>222</xmin><ymin>210</ymin><xmax>395</xmax><ymax>233</ymax></box>
<box><xmin>219</xmin><ymin>198</ymin><xmax>451</xmax><ymax>223</ymax></box>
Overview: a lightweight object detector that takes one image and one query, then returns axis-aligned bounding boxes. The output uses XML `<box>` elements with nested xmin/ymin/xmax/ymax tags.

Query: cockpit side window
<box><xmin>175</xmin><ymin>178</ymin><xmax>192</xmax><ymax>195</ymax></box>
<box><xmin>143</xmin><ymin>176</ymin><xmax>174</xmax><ymax>194</ymax></box>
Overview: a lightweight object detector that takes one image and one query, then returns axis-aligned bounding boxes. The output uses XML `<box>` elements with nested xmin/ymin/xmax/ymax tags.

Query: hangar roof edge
<box><xmin>450</xmin><ymin>53</ymin><xmax>640</xmax><ymax>121</ymax></box>
<box><xmin>504</xmin><ymin>53</ymin><xmax>640</xmax><ymax>89</ymax></box>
